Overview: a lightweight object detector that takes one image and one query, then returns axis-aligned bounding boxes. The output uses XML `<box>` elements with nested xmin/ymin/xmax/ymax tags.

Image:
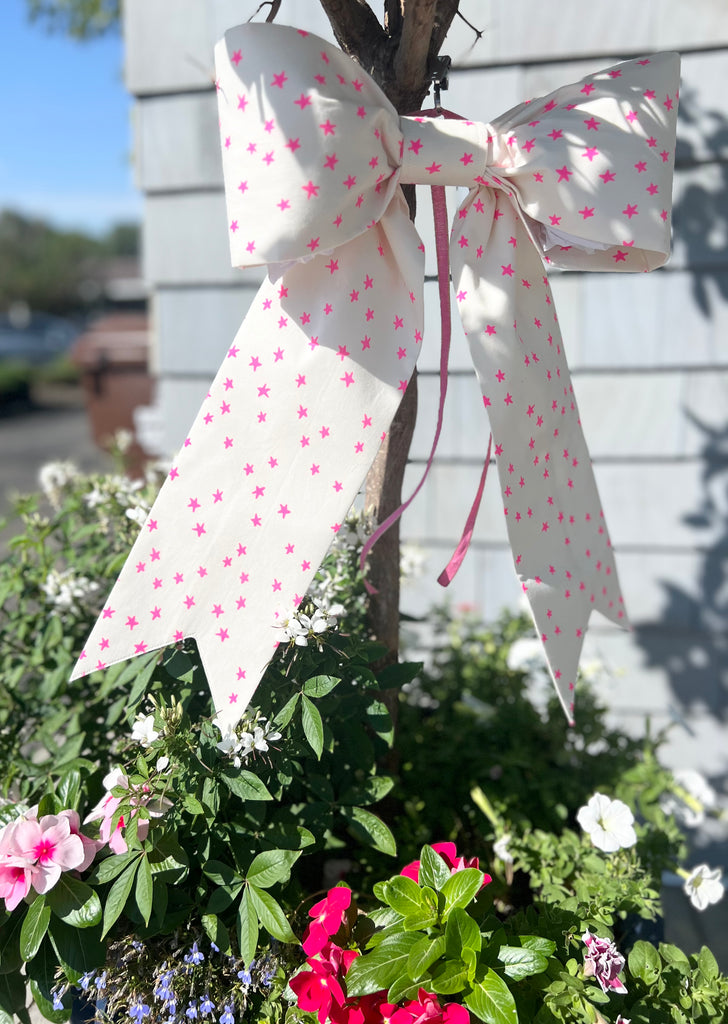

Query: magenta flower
<box><xmin>0</xmin><ymin>821</ymin><xmax>39</xmax><ymax>911</ymax></box>
<box><xmin>57</xmin><ymin>809</ymin><xmax>101</xmax><ymax>871</ymax></box>
<box><xmin>582</xmin><ymin>930</ymin><xmax>627</xmax><ymax>994</ymax></box>
<box><xmin>302</xmin><ymin>886</ymin><xmax>352</xmax><ymax>955</ymax></box>
<box><xmin>400</xmin><ymin>842</ymin><xmax>491</xmax><ymax>889</ymax></box>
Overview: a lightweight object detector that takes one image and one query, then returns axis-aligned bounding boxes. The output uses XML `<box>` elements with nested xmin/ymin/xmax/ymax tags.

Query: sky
<box><xmin>0</xmin><ymin>0</ymin><xmax>142</xmax><ymax>235</ymax></box>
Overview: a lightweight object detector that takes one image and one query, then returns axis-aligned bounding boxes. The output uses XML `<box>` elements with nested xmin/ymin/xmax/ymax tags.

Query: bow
<box><xmin>72</xmin><ymin>23</ymin><xmax>680</xmax><ymax>728</ymax></box>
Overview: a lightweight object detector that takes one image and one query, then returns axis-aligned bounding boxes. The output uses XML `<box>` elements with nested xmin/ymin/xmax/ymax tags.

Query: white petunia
<box><xmin>683</xmin><ymin>864</ymin><xmax>725</xmax><ymax>911</ymax></box>
<box><xmin>493</xmin><ymin>833</ymin><xmax>514</xmax><ymax>865</ymax></box>
<box><xmin>576</xmin><ymin>792</ymin><xmax>637</xmax><ymax>853</ymax></box>
<box><xmin>130</xmin><ymin>714</ymin><xmax>160</xmax><ymax>747</ymax></box>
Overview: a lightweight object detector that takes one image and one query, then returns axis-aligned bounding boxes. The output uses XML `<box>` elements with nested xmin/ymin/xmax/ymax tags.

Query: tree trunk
<box><xmin>316</xmin><ymin>0</ymin><xmax>461</xmax><ymax>667</ymax></box>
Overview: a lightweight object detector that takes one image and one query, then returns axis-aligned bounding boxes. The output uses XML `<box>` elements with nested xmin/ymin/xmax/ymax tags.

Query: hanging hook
<box><xmin>428</xmin><ymin>54</ymin><xmax>451</xmax><ymax>113</ymax></box>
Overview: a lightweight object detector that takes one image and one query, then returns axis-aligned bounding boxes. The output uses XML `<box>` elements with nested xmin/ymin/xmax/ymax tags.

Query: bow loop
<box><xmin>399</xmin><ymin>117</ymin><xmax>492</xmax><ymax>186</ymax></box>
<box><xmin>487</xmin><ymin>51</ymin><xmax>680</xmax><ymax>272</ymax></box>
<box><xmin>216</xmin><ymin>23</ymin><xmax>403</xmax><ymax>270</ymax></box>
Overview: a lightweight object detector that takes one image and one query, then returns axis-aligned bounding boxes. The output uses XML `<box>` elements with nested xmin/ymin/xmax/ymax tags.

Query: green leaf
<box><xmin>497</xmin><ymin>946</ymin><xmax>549</xmax><ymax>981</ymax></box>
<box><xmin>273</xmin><ymin>693</ymin><xmax>300</xmax><ymax>729</ymax></box>
<box><xmin>376</xmin><ymin>661</ymin><xmax>423</xmax><ymax>689</ymax></box>
<box><xmin>221</xmin><ymin>768</ymin><xmax>273</xmax><ymax>802</ymax></box>
<box><xmin>429</xmin><ymin>958</ymin><xmax>470</xmax><ymax>995</ymax></box>
<box><xmin>126</xmin><ymin>651</ymin><xmax>161</xmax><ymax>707</ymax></box>
<box><xmin>465</xmin><ymin>969</ymin><xmax>518</xmax><ymax>1024</ymax></box>
<box><xmin>20</xmin><ymin>896</ymin><xmax>50</xmax><ymax>961</ymax></box>
<box><xmin>698</xmin><ymin>946</ymin><xmax>719</xmax><ymax>982</ymax></box>
<box><xmin>340</xmin><ymin>806</ymin><xmax>396</xmax><ymax>856</ymax></box>
<box><xmin>520</xmin><ymin>936</ymin><xmax>556</xmax><ymax>957</ymax></box>
<box><xmin>28</xmin><ymin>977</ymin><xmax>70</xmax><ymax>1022</ymax></box>
<box><xmin>441</xmin><ymin>869</ymin><xmax>484</xmax><ymax>912</ymax></box>
<box><xmin>183</xmin><ymin>793</ymin><xmax>205</xmax><ymax>816</ymax></box>
<box><xmin>628</xmin><ymin>941</ymin><xmax>661</xmax><ymax>985</ymax></box>
<box><xmin>46</xmin><ymin>875</ymin><xmax>102</xmax><ymax>929</ymax></box>
<box><xmin>301</xmin><ymin>695</ymin><xmax>324</xmax><ymax>759</ymax></box>
<box><xmin>408</xmin><ymin>933</ymin><xmax>447</xmax><ymax>982</ymax></box>
<box><xmin>0</xmin><ymin>972</ymin><xmax>31</xmax><ymax>1024</ymax></box>
<box><xmin>48</xmin><ymin>918</ymin><xmax>105</xmax><ymax>983</ymax></box>
<box><xmin>419</xmin><ymin>846</ymin><xmax>451</xmax><ymax>891</ymax></box>
<box><xmin>246</xmin><ymin>849</ymin><xmax>301</xmax><ymax>889</ymax></box>
<box><xmin>248</xmin><ymin>884</ymin><xmax>297</xmax><ymax>944</ymax></box>
<box><xmin>659</xmin><ymin>943</ymin><xmax>691</xmax><ymax>976</ymax></box>
<box><xmin>202</xmin><ymin>913</ymin><xmax>231</xmax><ymax>955</ymax></box>
<box><xmin>56</xmin><ymin>769</ymin><xmax>81</xmax><ymax>809</ymax></box>
<box><xmin>203</xmin><ymin>859</ymin><xmax>242</xmax><ymax>888</ymax></box>
<box><xmin>102</xmin><ymin>858</ymin><xmax>139</xmax><ymax>937</ymax></box>
<box><xmin>366</xmin><ymin>699</ymin><xmax>393</xmax><ymax>744</ymax></box>
<box><xmin>135</xmin><ymin>854</ymin><xmax>153</xmax><ymax>926</ymax></box>
<box><xmin>237</xmin><ymin>886</ymin><xmax>259</xmax><ymax>966</ymax></box>
<box><xmin>445</xmin><ymin>907</ymin><xmax>482</xmax><ymax>958</ymax></box>
<box><xmin>303</xmin><ymin>674</ymin><xmax>341</xmax><ymax>697</ymax></box>
<box><xmin>88</xmin><ymin>851</ymin><xmax>138</xmax><ymax>885</ymax></box>
<box><xmin>339</xmin><ymin>776</ymin><xmax>395</xmax><ymax>806</ymax></box>
<box><xmin>345</xmin><ymin>932</ymin><xmax>421</xmax><ymax>998</ymax></box>
<box><xmin>383</xmin><ymin>875</ymin><xmax>424</xmax><ymax>917</ymax></box>
<box><xmin>0</xmin><ymin>914</ymin><xmax>23</xmax><ymax>975</ymax></box>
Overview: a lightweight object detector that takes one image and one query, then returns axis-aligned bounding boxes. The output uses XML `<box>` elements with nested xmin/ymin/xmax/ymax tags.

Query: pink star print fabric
<box><xmin>72</xmin><ymin>23</ymin><xmax>680</xmax><ymax>727</ymax></box>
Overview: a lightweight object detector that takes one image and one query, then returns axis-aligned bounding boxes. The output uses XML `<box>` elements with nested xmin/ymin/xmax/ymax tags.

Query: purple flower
<box><xmin>185</xmin><ymin>1000</ymin><xmax>198</xmax><ymax>1019</ymax></box>
<box><xmin>582</xmin><ymin>930</ymin><xmax>627</xmax><ymax>994</ymax></box>
<box><xmin>184</xmin><ymin>941</ymin><xmax>204</xmax><ymax>965</ymax></box>
<box><xmin>52</xmin><ymin>990</ymin><xmax>65</xmax><ymax>1011</ymax></box>
<box><xmin>200</xmin><ymin>994</ymin><xmax>215</xmax><ymax>1015</ymax></box>
<box><xmin>129</xmin><ymin>1002</ymin><xmax>151</xmax><ymax>1022</ymax></box>
<box><xmin>220</xmin><ymin>1006</ymin><xmax>235</xmax><ymax>1024</ymax></box>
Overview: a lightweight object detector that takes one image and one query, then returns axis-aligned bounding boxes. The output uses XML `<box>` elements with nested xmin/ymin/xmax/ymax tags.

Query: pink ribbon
<box><xmin>72</xmin><ymin>24</ymin><xmax>680</xmax><ymax>728</ymax></box>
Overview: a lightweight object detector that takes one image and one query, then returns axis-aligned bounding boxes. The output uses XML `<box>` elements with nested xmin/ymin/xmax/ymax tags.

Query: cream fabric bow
<box><xmin>73</xmin><ymin>23</ymin><xmax>680</xmax><ymax>728</ymax></box>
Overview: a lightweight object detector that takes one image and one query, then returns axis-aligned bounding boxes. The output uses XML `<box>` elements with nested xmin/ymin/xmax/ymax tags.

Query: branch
<box><xmin>393</xmin><ymin>0</ymin><xmax>438</xmax><ymax>92</ymax></box>
<box><xmin>429</xmin><ymin>0</ymin><xmax>463</xmax><ymax>62</ymax></box>
<box><xmin>317</xmin><ymin>0</ymin><xmax>387</xmax><ymax>63</ymax></box>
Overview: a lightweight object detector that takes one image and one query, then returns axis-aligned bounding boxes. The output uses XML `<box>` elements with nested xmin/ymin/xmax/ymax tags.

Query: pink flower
<box><xmin>58</xmin><ymin>809</ymin><xmax>101</xmax><ymax>871</ymax></box>
<box><xmin>84</xmin><ymin>768</ymin><xmax>150</xmax><ymax>854</ymax></box>
<box><xmin>382</xmin><ymin>990</ymin><xmax>469</xmax><ymax>1024</ymax></box>
<box><xmin>303</xmin><ymin>886</ymin><xmax>352</xmax><ymax>955</ymax></box>
<box><xmin>0</xmin><ymin>820</ymin><xmax>39</xmax><ymax>911</ymax></box>
<box><xmin>582</xmin><ymin>930</ymin><xmax>627</xmax><ymax>994</ymax></box>
<box><xmin>400</xmin><ymin>843</ymin><xmax>491</xmax><ymax>890</ymax></box>
<box><xmin>11</xmin><ymin>815</ymin><xmax>84</xmax><ymax>894</ymax></box>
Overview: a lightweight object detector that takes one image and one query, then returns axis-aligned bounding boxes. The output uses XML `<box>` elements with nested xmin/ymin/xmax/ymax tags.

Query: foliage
<box><xmin>0</xmin><ymin>464</ymin><xmax>726</xmax><ymax>1024</ymax></box>
<box><xmin>24</xmin><ymin>0</ymin><xmax>120</xmax><ymax>39</ymax></box>
<box><xmin>0</xmin><ymin>210</ymin><xmax>139</xmax><ymax>316</ymax></box>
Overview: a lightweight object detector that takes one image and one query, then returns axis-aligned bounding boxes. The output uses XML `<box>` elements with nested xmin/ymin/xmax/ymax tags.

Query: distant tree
<box><xmin>0</xmin><ymin>210</ymin><xmax>139</xmax><ymax>315</ymax></box>
<box><xmin>25</xmin><ymin>0</ymin><xmax>119</xmax><ymax>38</ymax></box>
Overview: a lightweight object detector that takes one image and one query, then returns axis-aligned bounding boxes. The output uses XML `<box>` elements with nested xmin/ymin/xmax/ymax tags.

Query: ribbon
<box><xmin>72</xmin><ymin>23</ymin><xmax>680</xmax><ymax>728</ymax></box>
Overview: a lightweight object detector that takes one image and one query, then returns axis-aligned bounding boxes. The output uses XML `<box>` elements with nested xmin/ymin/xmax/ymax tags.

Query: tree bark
<box><xmin>317</xmin><ymin>0</ymin><xmax>460</xmax><ymax>666</ymax></box>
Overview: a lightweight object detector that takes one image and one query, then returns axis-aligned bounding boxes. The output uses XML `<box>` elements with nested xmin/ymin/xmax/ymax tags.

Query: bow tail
<box><xmin>451</xmin><ymin>188</ymin><xmax>626</xmax><ymax>721</ymax></box>
<box><xmin>72</xmin><ymin>195</ymin><xmax>424</xmax><ymax>729</ymax></box>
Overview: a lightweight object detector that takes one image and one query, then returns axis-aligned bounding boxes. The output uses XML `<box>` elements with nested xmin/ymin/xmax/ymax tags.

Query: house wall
<box><xmin>124</xmin><ymin>0</ymin><xmax>728</xmax><ymax>946</ymax></box>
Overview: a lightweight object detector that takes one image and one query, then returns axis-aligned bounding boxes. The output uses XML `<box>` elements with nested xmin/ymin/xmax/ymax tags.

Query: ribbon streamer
<box><xmin>72</xmin><ymin>24</ymin><xmax>680</xmax><ymax>728</ymax></box>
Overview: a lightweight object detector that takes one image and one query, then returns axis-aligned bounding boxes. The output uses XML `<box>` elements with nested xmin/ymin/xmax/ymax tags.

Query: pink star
<box><xmin>393</xmin><ymin>315</ymin><xmax>404</xmax><ymax>330</ymax></box>
<box><xmin>251</xmin><ymin>514</ymin><xmax>262</xmax><ymax>527</ymax></box>
<box><xmin>365</xmin><ymin>308</ymin><xmax>374</xmax><ymax>321</ymax></box>
<box><xmin>578</xmin><ymin>206</ymin><xmax>595</xmax><ymax>219</ymax></box>
<box><xmin>271</xmin><ymin>71</ymin><xmax>288</xmax><ymax>88</ymax></box>
<box><xmin>425</xmin><ymin>161</ymin><xmax>442</xmax><ymax>174</ymax></box>
<box><xmin>333</xmin><ymin>481</ymin><xmax>343</xmax><ymax>492</ymax></box>
<box><xmin>278</xmin><ymin>504</ymin><xmax>291</xmax><ymax>518</ymax></box>
<box><xmin>501</xmin><ymin>264</ymin><xmax>514</xmax><ymax>277</ymax></box>
<box><xmin>584</xmin><ymin>117</ymin><xmax>600</xmax><ymax>131</ymax></box>
<box><xmin>217</xmin><ymin>628</ymin><xmax>230</xmax><ymax>642</ymax></box>
<box><xmin>343</xmin><ymin>174</ymin><xmax>356</xmax><ymax>189</ymax></box>
<box><xmin>231</xmin><ymin>50</ymin><xmax>242</xmax><ymax>65</ymax></box>
<box><xmin>126</xmin><ymin>615</ymin><xmax>138</xmax><ymax>630</ymax></box>
<box><xmin>582</xmin><ymin>147</ymin><xmax>599</xmax><ymax>162</ymax></box>
<box><xmin>613</xmin><ymin>250</ymin><xmax>627</xmax><ymax>263</ymax></box>
<box><xmin>408</xmin><ymin>138</ymin><xmax>423</xmax><ymax>154</ymax></box>
<box><xmin>600</xmin><ymin>169</ymin><xmax>616</xmax><ymax>183</ymax></box>
<box><xmin>320</xmin><ymin>119</ymin><xmax>336</xmax><ymax>135</ymax></box>
<box><xmin>341</xmin><ymin>371</ymin><xmax>355</xmax><ymax>387</ymax></box>
<box><xmin>302</xmin><ymin>180</ymin><xmax>319</xmax><ymax>199</ymax></box>
<box><xmin>623</xmin><ymin>203</ymin><xmax>638</xmax><ymax>218</ymax></box>
<box><xmin>230</xmin><ymin>220</ymin><xmax>238</xmax><ymax>233</ymax></box>
<box><xmin>224</xmin><ymin>437</ymin><xmax>233</xmax><ymax>449</ymax></box>
<box><xmin>556</xmin><ymin>166</ymin><xmax>573</xmax><ymax>182</ymax></box>
<box><xmin>300</xmin><ymin>435</ymin><xmax>310</xmax><ymax>447</ymax></box>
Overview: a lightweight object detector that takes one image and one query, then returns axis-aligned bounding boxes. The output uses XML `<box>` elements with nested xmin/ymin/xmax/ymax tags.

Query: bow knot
<box><xmin>72</xmin><ymin>23</ymin><xmax>680</xmax><ymax>729</ymax></box>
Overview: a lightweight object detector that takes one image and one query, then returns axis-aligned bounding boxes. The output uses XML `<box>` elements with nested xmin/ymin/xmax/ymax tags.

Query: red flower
<box><xmin>290</xmin><ymin>942</ymin><xmax>356</xmax><ymax>1024</ymax></box>
<box><xmin>303</xmin><ymin>886</ymin><xmax>352</xmax><ymax>955</ymax></box>
<box><xmin>400</xmin><ymin>843</ymin><xmax>491</xmax><ymax>890</ymax></box>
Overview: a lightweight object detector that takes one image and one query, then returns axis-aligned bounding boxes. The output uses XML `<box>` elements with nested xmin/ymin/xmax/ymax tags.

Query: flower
<box><xmin>184</xmin><ymin>941</ymin><xmax>204</xmax><ymax>965</ymax></box>
<box><xmin>615</xmin><ymin>1017</ymin><xmax>631</xmax><ymax>1024</ymax></box>
<box><xmin>129</xmin><ymin>1001</ymin><xmax>151</xmax><ymax>1022</ymax></box>
<box><xmin>290</xmin><ymin>941</ymin><xmax>357</xmax><ymax>1024</ymax></box>
<box><xmin>131</xmin><ymin>713</ymin><xmax>160</xmax><ymax>747</ymax></box>
<box><xmin>660</xmin><ymin>769</ymin><xmax>717</xmax><ymax>829</ymax></box>
<box><xmin>683</xmin><ymin>864</ymin><xmax>725</xmax><ymax>911</ymax></box>
<box><xmin>493</xmin><ymin>834</ymin><xmax>513</xmax><ymax>865</ymax></box>
<box><xmin>303</xmin><ymin>886</ymin><xmax>352</xmax><ymax>955</ymax></box>
<box><xmin>219</xmin><ymin>1007</ymin><xmax>235</xmax><ymax>1024</ymax></box>
<box><xmin>84</xmin><ymin>767</ymin><xmax>150</xmax><ymax>854</ymax></box>
<box><xmin>0</xmin><ymin>814</ymin><xmax>85</xmax><ymax>899</ymax></box>
<box><xmin>582</xmin><ymin>930</ymin><xmax>627</xmax><ymax>994</ymax></box>
<box><xmin>576</xmin><ymin>793</ymin><xmax>636</xmax><ymax>853</ymax></box>
<box><xmin>400</xmin><ymin>842</ymin><xmax>491</xmax><ymax>889</ymax></box>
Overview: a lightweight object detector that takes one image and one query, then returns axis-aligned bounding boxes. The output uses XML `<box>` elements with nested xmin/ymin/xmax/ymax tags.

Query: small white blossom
<box><xmin>493</xmin><ymin>834</ymin><xmax>514</xmax><ymax>865</ymax></box>
<box><xmin>39</xmin><ymin>460</ymin><xmax>79</xmax><ymax>507</ymax></box>
<box><xmin>577</xmin><ymin>792</ymin><xmax>637</xmax><ymax>853</ymax></box>
<box><xmin>213</xmin><ymin>714</ymin><xmax>280</xmax><ymax>766</ymax></box>
<box><xmin>125</xmin><ymin>505</ymin><xmax>148</xmax><ymax>527</ymax></box>
<box><xmin>683</xmin><ymin>864</ymin><xmax>725</xmax><ymax>911</ymax></box>
<box><xmin>41</xmin><ymin>569</ymin><xmax>101</xmax><ymax>615</ymax></box>
<box><xmin>156</xmin><ymin>756</ymin><xmax>170</xmax><ymax>772</ymax></box>
<box><xmin>400</xmin><ymin>543</ymin><xmax>427</xmax><ymax>583</ymax></box>
<box><xmin>131</xmin><ymin>714</ymin><xmax>160</xmax><ymax>747</ymax></box>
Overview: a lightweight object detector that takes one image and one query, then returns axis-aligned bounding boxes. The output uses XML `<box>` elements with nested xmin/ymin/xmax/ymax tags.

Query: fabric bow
<box><xmin>72</xmin><ymin>23</ymin><xmax>680</xmax><ymax>728</ymax></box>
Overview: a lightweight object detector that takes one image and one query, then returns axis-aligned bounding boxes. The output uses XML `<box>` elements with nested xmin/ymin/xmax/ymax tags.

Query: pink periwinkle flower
<box><xmin>582</xmin><ymin>930</ymin><xmax>628</xmax><ymax>994</ymax></box>
<box><xmin>380</xmin><ymin>990</ymin><xmax>469</xmax><ymax>1024</ymax></box>
<box><xmin>84</xmin><ymin>768</ymin><xmax>150</xmax><ymax>854</ymax></box>
<box><xmin>0</xmin><ymin>819</ymin><xmax>40</xmax><ymax>911</ymax></box>
<box><xmin>0</xmin><ymin>811</ymin><xmax>92</xmax><ymax>911</ymax></box>
<box><xmin>290</xmin><ymin>941</ymin><xmax>358</xmax><ymax>1024</ymax></box>
<box><xmin>303</xmin><ymin>886</ymin><xmax>352</xmax><ymax>955</ymax></box>
<box><xmin>400</xmin><ymin>842</ymin><xmax>491</xmax><ymax>890</ymax></box>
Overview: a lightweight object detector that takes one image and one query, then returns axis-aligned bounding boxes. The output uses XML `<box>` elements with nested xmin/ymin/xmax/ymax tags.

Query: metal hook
<box><xmin>428</xmin><ymin>54</ymin><xmax>451</xmax><ymax>113</ymax></box>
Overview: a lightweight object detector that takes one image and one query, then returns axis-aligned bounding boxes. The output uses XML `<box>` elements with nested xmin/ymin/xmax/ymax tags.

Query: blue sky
<box><xmin>0</xmin><ymin>1</ymin><xmax>141</xmax><ymax>234</ymax></box>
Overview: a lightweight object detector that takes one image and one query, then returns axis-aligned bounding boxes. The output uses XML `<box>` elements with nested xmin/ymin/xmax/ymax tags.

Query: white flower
<box><xmin>39</xmin><ymin>460</ymin><xmax>78</xmax><ymax>506</ymax></box>
<box><xmin>130</xmin><ymin>714</ymin><xmax>160</xmax><ymax>747</ymax></box>
<box><xmin>683</xmin><ymin>864</ymin><xmax>725</xmax><ymax>911</ymax></box>
<box><xmin>156</xmin><ymin>756</ymin><xmax>170</xmax><ymax>772</ymax></box>
<box><xmin>493</xmin><ymin>834</ymin><xmax>514</xmax><ymax>865</ymax></box>
<box><xmin>660</xmin><ymin>769</ymin><xmax>717</xmax><ymax>829</ymax></box>
<box><xmin>577</xmin><ymin>792</ymin><xmax>637</xmax><ymax>853</ymax></box>
<box><xmin>125</xmin><ymin>505</ymin><xmax>148</xmax><ymax>527</ymax></box>
<box><xmin>400</xmin><ymin>543</ymin><xmax>427</xmax><ymax>583</ymax></box>
<box><xmin>41</xmin><ymin>569</ymin><xmax>101</xmax><ymax>614</ymax></box>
